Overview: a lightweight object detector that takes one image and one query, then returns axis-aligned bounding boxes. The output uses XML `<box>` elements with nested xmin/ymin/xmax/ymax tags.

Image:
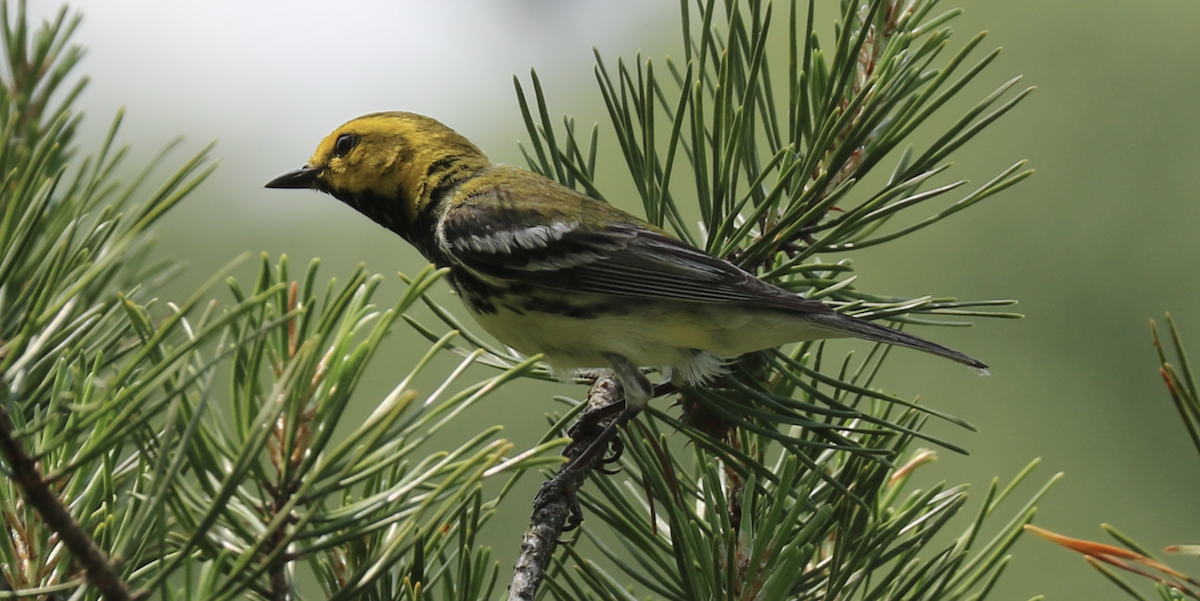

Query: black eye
<box><xmin>333</xmin><ymin>133</ymin><xmax>357</xmax><ymax>158</ymax></box>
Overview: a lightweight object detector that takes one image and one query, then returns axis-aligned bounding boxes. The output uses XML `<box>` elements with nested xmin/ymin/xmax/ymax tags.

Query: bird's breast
<box><xmin>442</xmin><ymin>271</ymin><xmax>844</xmax><ymax>381</ymax></box>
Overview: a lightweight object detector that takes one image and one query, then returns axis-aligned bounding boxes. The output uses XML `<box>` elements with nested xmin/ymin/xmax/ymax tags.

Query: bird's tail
<box><xmin>806</xmin><ymin>312</ymin><xmax>989</xmax><ymax>373</ymax></box>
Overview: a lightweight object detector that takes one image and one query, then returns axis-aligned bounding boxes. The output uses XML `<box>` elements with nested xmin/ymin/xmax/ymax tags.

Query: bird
<box><xmin>265</xmin><ymin>111</ymin><xmax>986</xmax><ymax>415</ymax></box>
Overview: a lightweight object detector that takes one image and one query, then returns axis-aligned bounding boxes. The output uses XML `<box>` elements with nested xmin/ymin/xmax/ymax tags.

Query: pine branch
<box><xmin>0</xmin><ymin>0</ymin><xmax>1057</xmax><ymax>598</ymax></box>
<box><xmin>1027</xmin><ymin>315</ymin><xmax>1200</xmax><ymax>600</ymax></box>
<box><xmin>509</xmin><ymin>374</ymin><xmax>624</xmax><ymax>601</ymax></box>
<box><xmin>487</xmin><ymin>1</ymin><xmax>1048</xmax><ymax>600</ymax></box>
<box><xmin>0</xmin><ymin>3</ymin><xmax>550</xmax><ymax>598</ymax></box>
<box><xmin>0</xmin><ymin>402</ymin><xmax>132</xmax><ymax>601</ymax></box>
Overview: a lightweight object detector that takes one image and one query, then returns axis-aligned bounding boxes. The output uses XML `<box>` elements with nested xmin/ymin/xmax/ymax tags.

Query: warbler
<box><xmin>266</xmin><ymin>112</ymin><xmax>986</xmax><ymax>410</ymax></box>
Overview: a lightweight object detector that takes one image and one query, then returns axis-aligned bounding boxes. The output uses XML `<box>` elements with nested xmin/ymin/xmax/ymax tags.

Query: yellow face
<box><xmin>267</xmin><ymin>111</ymin><xmax>490</xmax><ymax>224</ymax></box>
<box><xmin>306</xmin><ymin>113</ymin><xmax>418</xmax><ymax>200</ymax></box>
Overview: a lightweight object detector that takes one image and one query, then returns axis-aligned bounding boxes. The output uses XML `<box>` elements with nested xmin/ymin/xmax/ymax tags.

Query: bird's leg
<box><xmin>601</xmin><ymin>353</ymin><xmax>654</xmax><ymax>410</ymax></box>
<box><xmin>564</xmin><ymin>353</ymin><xmax>652</xmax><ymax>473</ymax></box>
<box><xmin>533</xmin><ymin>353</ymin><xmax>652</xmax><ymax>529</ymax></box>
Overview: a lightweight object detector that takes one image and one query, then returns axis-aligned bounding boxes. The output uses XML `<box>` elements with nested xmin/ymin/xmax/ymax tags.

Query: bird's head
<box><xmin>266</xmin><ymin>111</ymin><xmax>490</xmax><ymax>227</ymax></box>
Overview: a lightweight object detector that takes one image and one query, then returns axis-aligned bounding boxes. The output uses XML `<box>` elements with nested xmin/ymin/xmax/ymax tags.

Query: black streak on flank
<box><xmin>448</xmin><ymin>267</ymin><xmax>499</xmax><ymax>315</ymax></box>
<box><xmin>516</xmin><ymin>295</ymin><xmax>632</xmax><ymax>320</ymax></box>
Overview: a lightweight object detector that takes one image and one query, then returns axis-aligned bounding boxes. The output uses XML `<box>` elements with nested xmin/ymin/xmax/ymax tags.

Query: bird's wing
<box><xmin>439</xmin><ymin>193</ymin><xmax>833</xmax><ymax>315</ymax></box>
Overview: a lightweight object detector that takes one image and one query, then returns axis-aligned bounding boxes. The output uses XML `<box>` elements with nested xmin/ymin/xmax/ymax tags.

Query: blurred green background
<box><xmin>40</xmin><ymin>0</ymin><xmax>1200</xmax><ymax>598</ymax></box>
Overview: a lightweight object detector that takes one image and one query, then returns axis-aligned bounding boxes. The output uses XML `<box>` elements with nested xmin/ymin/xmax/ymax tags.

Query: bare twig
<box><xmin>0</xmin><ymin>400</ymin><xmax>134</xmax><ymax>601</ymax></box>
<box><xmin>265</xmin><ymin>495</ymin><xmax>292</xmax><ymax>601</ymax></box>
<box><xmin>507</xmin><ymin>374</ymin><xmax>624</xmax><ymax>601</ymax></box>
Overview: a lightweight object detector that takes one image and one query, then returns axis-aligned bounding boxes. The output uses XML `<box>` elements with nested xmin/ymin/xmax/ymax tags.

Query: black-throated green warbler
<box><xmin>266</xmin><ymin>112</ymin><xmax>986</xmax><ymax>411</ymax></box>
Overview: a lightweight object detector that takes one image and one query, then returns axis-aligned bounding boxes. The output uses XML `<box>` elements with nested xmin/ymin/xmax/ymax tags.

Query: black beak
<box><xmin>265</xmin><ymin>166</ymin><xmax>321</xmax><ymax>189</ymax></box>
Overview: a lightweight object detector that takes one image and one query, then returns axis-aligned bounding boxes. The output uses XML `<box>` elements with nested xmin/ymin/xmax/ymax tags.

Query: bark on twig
<box><xmin>265</xmin><ymin>495</ymin><xmax>292</xmax><ymax>601</ymax></box>
<box><xmin>0</xmin><ymin>402</ymin><xmax>134</xmax><ymax>601</ymax></box>
<box><xmin>507</xmin><ymin>374</ymin><xmax>623</xmax><ymax>601</ymax></box>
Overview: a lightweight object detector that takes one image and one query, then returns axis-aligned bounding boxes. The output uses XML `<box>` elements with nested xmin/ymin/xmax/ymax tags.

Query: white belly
<box><xmin>466</xmin><ymin>294</ymin><xmax>836</xmax><ymax>384</ymax></box>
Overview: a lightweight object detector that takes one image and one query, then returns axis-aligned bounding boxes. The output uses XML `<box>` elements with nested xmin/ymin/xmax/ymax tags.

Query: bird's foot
<box><xmin>533</xmin><ymin>471</ymin><xmax>586</xmax><ymax>532</ymax></box>
<box><xmin>601</xmin><ymin>437</ymin><xmax>624</xmax><ymax>467</ymax></box>
<box><xmin>538</xmin><ymin>406</ymin><xmax>641</xmax><ymax>528</ymax></box>
<box><xmin>534</xmin><ymin>357</ymin><xmax>650</xmax><ymax>528</ymax></box>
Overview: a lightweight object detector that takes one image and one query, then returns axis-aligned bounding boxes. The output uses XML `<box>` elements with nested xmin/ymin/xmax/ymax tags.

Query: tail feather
<box><xmin>807</xmin><ymin>313</ymin><xmax>989</xmax><ymax>372</ymax></box>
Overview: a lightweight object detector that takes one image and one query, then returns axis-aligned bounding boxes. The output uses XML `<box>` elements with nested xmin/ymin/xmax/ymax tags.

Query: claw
<box><xmin>563</xmin><ymin>485</ymin><xmax>584</xmax><ymax>530</ymax></box>
<box><xmin>534</xmin><ymin>471</ymin><xmax>587</xmax><ymax>529</ymax></box>
<box><xmin>605</xmin><ymin>438</ymin><xmax>624</xmax><ymax>462</ymax></box>
<box><xmin>567</xmin><ymin>400</ymin><xmax>624</xmax><ymax>440</ymax></box>
<box><xmin>535</xmin><ymin>396</ymin><xmax>644</xmax><ymax>529</ymax></box>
